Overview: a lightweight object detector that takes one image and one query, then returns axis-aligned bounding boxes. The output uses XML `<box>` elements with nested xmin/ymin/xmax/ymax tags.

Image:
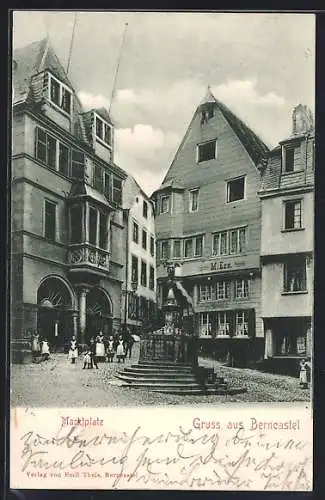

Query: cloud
<box><xmin>115</xmin><ymin>124</ymin><xmax>179</xmax><ymax>195</ymax></box>
<box><xmin>213</xmin><ymin>79</ymin><xmax>285</xmax><ymax>108</ymax></box>
<box><xmin>78</xmin><ymin>91</ymin><xmax>110</xmax><ymax>110</ymax></box>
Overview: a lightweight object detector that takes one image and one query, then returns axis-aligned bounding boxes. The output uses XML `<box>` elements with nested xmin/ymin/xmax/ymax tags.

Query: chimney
<box><xmin>292</xmin><ymin>104</ymin><xmax>314</xmax><ymax>135</ymax></box>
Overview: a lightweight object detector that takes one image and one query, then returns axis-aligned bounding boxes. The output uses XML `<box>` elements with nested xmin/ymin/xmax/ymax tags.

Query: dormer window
<box><xmin>282</xmin><ymin>141</ymin><xmax>301</xmax><ymax>173</ymax></box>
<box><xmin>47</xmin><ymin>73</ymin><xmax>72</xmax><ymax>115</ymax></box>
<box><xmin>95</xmin><ymin>115</ymin><xmax>112</xmax><ymax>147</ymax></box>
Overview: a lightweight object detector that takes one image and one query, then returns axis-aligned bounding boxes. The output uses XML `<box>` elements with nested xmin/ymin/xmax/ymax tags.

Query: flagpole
<box><xmin>108</xmin><ymin>22</ymin><xmax>128</xmax><ymax>116</ymax></box>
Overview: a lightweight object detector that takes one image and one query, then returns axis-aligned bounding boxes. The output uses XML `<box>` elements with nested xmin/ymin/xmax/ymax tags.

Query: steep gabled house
<box><xmin>121</xmin><ymin>176</ymin><xmax>157</xmax><ymax>334</ymax></box>
<box><xmin>259</xmin><ymin>105</ymin><xmax>314</xmax><ymax>375</ymax></box>
<box><xmin>11</xmin><ymin>37</ymin><xmax>127</xmax><ymax>361</ymax></box>
<box><xmin>151</xmin><ymin>88</ymin><xmax>269</xmax><ymax>367</ymax></box>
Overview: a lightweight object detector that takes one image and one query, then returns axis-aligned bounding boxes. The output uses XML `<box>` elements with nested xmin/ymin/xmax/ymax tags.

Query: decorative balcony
<box><xmin>67</xmin><ymin>243</ymin><xmax>110</xmax><ymax>274</ymax></box>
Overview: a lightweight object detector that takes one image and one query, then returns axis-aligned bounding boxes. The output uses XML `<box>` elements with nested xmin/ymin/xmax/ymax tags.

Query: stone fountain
<box><xmin>116</xmin><ymin>262</ymin><xmax>246</xmax><ymax>395</ymax></box>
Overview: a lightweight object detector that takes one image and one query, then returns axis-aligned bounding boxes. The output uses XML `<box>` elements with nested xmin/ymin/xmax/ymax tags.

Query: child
<box><xmin>116</xmin><ymin>336</ymin><xmax>126</xmax><ymax>363</ymax></box>
<box><xmin>41</xmin><ymin>339</ymin><xmax>50</xmax><ymax>361</ymax></box>
<box><xmin>106</xmin><ymin>336</ymin><xmax>115</xmax><ymax>363</ymax></box>
<box><xmin>68</xmin><ymin>335</ymin><xmax>78</xmax><ymax>364</ymax></box>
<box><xmin>83</xmin><ymin>350</ymin><xmax>92</xmax><ymax>369</ymax></box>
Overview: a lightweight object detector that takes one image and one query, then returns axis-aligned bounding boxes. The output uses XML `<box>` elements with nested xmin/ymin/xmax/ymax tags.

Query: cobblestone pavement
<box><xmin>11</xmin><ymin>344</ymin><xmax>310</xmax><ymax>407</ymax></box>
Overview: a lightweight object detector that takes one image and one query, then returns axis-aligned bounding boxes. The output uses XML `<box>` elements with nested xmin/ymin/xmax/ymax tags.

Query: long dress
<box><xmin>299</xmin><ymin>363</ymin><xmax>308</xmax><ymax>384</ymax></box>
<box><xmin>107</xmin><ymin>340</ymin><xmax>115</xmax><ymax>361</ymax></box>
<box><xmin>41</xmin><ymin>341</ymin><xmax>50</xmax><ymax>360</ymax></box>
<box><xmin>32</xmin><ymin>335</ymin><xmax>40</xmax><ymax>355</ymax></box>
<box><xmin>116</xmin><ymin>339</ymin><xmax>125</xmax><ymax>359</ymax></box>
<box><xmin>96</xmin><ymin>336</ymin><xmax>105</xmax><ymax>358</ymax></box>
<box><xmin>68</xmin><ymin>340</ymin><xmax>78</xmax><ymax>360</ymax></box>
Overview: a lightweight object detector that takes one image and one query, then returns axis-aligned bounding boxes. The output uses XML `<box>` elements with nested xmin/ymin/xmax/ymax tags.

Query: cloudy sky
<box><xmin>13</xmin><ymin>11</ymin><xmax>315</xmax><ymax>195</ymax></box>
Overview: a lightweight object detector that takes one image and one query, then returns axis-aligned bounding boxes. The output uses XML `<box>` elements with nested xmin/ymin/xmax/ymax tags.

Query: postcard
<box><xmin>10</xmin><ymin>10</ymin><xmax>314</xmax><ymax>492</ymax></box>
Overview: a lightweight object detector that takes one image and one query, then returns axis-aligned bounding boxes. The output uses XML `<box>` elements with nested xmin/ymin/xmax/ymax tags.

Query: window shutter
<box><xmin>248</xmin><ymin>309</ymin><xmax>256</xmax><ymax>338</ymax></box>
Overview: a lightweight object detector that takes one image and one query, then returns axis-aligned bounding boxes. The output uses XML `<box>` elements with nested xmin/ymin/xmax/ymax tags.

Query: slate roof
<box><xmin>13</xmin><ymin>38</ymin><xmax>113</xmax><ymax>149</ymax></box>
<box><xmin>260</xmin><ymin>131</ymin><xmax>315</xmax><ymax>192</ymax></box>
<box><xmin>151</xmin><ymin>178</ymin><xmax>184</xmax><ymax>197</ymax></box>
<box><xmin>204</xmin><ymin>92</ymin><xmax>270</xmax><ymax>167</ymax></box>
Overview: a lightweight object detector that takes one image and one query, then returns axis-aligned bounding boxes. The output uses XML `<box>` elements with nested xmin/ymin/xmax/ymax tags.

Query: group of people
<box><xmin>31</xmin><ymin>332</ymin><xmax>50</xmax><ymax>361</ymax></box>
<box><xmin>68</xmin><ymin>330</ymin><xmax>135</xmax><ymax>369</ymax></box>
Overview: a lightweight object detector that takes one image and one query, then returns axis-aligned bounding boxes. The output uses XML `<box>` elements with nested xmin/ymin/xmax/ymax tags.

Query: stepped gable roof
<box><xmin>200</xmin><ymin>89</ymin><xmax>270</xmax><ymax>167</ymax></box>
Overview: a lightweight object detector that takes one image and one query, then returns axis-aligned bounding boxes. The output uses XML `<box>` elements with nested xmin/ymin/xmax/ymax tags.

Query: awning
<box><xmin>175</xmin><ymin>281</ymin><xmax>194</xmax><ymax>308</ymax></box>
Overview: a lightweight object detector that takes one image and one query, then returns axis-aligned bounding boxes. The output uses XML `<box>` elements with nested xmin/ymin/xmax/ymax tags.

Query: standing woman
<box><xmin>106</xmin><ymin>336</ymin><xmax>115</xmax><ymax>363</ymax></box>
<box><xmin>68</xmin><ymin>335</ymin><xmax>78</xmax><ymax>364</ymax></box>
<box><xmin>116</xmin><ymin>336</ymin><xmax>126</xmax><ymax>363</ymax></box>
<box><xmin>299</xmin><ymin>359</ymin><xmax>309</xmax><ymax>389</ymax></box>
<box><xmin>31</xmin><ymin>331</ymin><xmax>41</xmax><ymax>360</ymax></box>
<box><xmin>96</xmin><ymin>331</ymin><xmax>105</xmax><ymax>362</ymax></box>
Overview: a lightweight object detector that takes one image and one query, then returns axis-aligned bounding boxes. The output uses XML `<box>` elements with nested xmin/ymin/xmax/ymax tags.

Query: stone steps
<box><xmin>124</xmin><ymin>367</ymin><xmax>194</xmax><ymax>377</ymax></box>
<box><xmin>115</xmin><ymin>360</ymin><xmax>246</xmax><ymax>396</ymax></box>
<box><xmin>134</xmin><ymin>362</ymin><xmax>193</xmax><ymax>371</ymax></box>
<box><xmin>116</xmin><ymin>372</ymin><xmax>202</xmax><ymax>384</ymax></box>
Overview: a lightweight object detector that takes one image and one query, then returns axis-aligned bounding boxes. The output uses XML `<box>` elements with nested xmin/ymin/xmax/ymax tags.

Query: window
<box><xmin>70</xmin><ymin>205</ymin><xmax>82</xmax><ymax>243</ymax></box>
<box><xmin>217</xmin><ymin>312</ymin><xmax>230</xmax><ymax>336</ymax></box>
<box><xmin>161</xmin><ymin>241</ymin><xmax>170</xmax><ymax>260</ymax></box>
<box><xmin>61</xmin><ymin>87</ymin><xmax>72</xmax><ymax>115</ymax></box>
<box><xmin>189</xmin><ymin>189</ymin><xmax>199</xmax><ymax>212</ymax></box>
<box><xmin>142</xmin><ymin>229</ymin><xmax>147</xmax><ymax>250</ymax></box>
<box><xmin>216</xmin><ymin>280</ymin><xmax>230</xmax><ymax>300</ymax></box>
<box><xmin>93</xmin><ymin>164</ymin><xmax>104</xmax><ymax>192</ymax></box>
<box><xmin>99</xmin><ymin>212</ymin><xmax>107</xmax><ymax>249</ymax></box>
<box><xmin>104</xmin><ymin>172</ymin><xmax>111</xmax><ymax>199</ymax></box>
<box><xmin>200</xmin><ymin>313</ymin><xmax>211</xmax><ymax>336</ymax></box>
<box><xmin>36</xmin><ymin>128</ymin><xmax>47</xmax><ymax>163</ymax></box>
<box><xmin>150</xmin><ymin>236</ymin><xmax>155</xmax><ymax>257</ymax></box>
<box><xmin>213</xmin><ymin>227</ymin><xmax>246</xmax><ymax>256</ymax></box>
<box><xmin>284</xmin><ymin>200</ymin><xmax>302</xmax><ymax>230</ymax></box>
<box><xmin>235</xmin><ymin>311</ymin><xmax>249</xmax><ymax>336</ymax></box>
<box><xmin>283</xmin><ymin>147</ymin><xmax>295</xmax><ymax>173</ymax></box>
<box><xmin>198</xmin><ymin>140</ymin><xmax>217</xmax><ymax>162</ymax></box>
<box><xmin>58</xmin><ymin>143</ymin><xmax>69</xmax><ymax>176</ymax></box>
<box><xmin>95</xmin><ymin>115</ymin><xmax>112</xmax><ymax>146</ymax></box>
<box><xmin>149</xmin><ymin>266</ymin><xmax>155</xmax><ymax>290</ymax></box>
<box><xmin>131</xmin><ymin>255</ymin><xmax>138</xmax><ymax>285</ymax></box>
<box><xmin>141</xmin><ymin>260</ymin><xmax>147</xmax><ymax>287</ymax></box>
<box><xmin>235</xmin><ymin>279</ymin><xmax>249</xmax><ymax>299</ymax></box>
<box><xmin>227</xmin><ymin>176</ymin><xmax>245</xmax><ymax>203</ymax></box>
<box><xmin>161</xmin><ymin>196</ymin><xmax>170</xmax><ymax>214</ymax></box>
<box><xmin>199</xmin><ymin>285</ymin><xmax>215</xmax><ymax>302</ymax></box>
<box><xmin>49</xmin><ymin>75</ymin><xmax>72</xmax><ymax>115</ymax></box>
<box><xmin>184</xmin><ymin>239</ymin><xmax>193</xmax><ymax>258</ymax></box>
<box><xmin>89</xmin><ymin>207</ymin><xmax>98</xmax><ymax>246</ymax></box>
<box><xmin>47</xmin><ymin>135</ymin><xmax>56</xmax><ymax>169</ymax></box>
<box><xmin>194</xmin><ymin>235</ymin><xmax>203</xmax><ymax>257</ymax></box>
<box><xmin>44</xmin><ymin>200</ymin><xmax>56</xmax><ymax>241</ymax></box>
<box><xmin>132</xmin><ymin>222</ymin><xmax>139</xmax><ymax>243</ymax></box>
<box><xmin>112</xmin><ymin>177</ymin><xmax>122</xmax><ymax>205</ymax></box>
<box><xmin>35</xmin><ymin>128</ymin><xmax>57</xmax><ymax>169</ymax></box>
<box><xmin>173</xmin><ymin>240</ymin><xmax>181</xmax><ymax>259</ymax></box>
<box><xmin>71</xmin><ymin>150</ymin><xmax>85</xmax><ymax>180</ymax></box>
<box><xmin>284</xmin><ymin>257</ymin><xmax>307</xmax><ymax>292</ymax></box>
<box><xmin>143</xmin><ymin>200</ymin><xmax>148</xmax><ymax>218</ymax></box>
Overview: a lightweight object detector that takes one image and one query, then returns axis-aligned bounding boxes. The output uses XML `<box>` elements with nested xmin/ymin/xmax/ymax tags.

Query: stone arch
<box><xmin>37</xmin><ymin>276</ymin><xmax>76</xmax><ymax>350</ymax></box>
<box><xmin>38</xmin><ymin>274</ymin><xmax>77</xmax><ymax>309</ymax></box>
<box><xmin>86</xmin><ymin>287</ymin><xmax>113</xmax><ymax>338</ymax></box>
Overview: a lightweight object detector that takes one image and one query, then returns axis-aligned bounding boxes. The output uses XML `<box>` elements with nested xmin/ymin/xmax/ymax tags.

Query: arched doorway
<box><xmin>37</xmin><ymin>277</ymin><xmax>74</xmax><ymax>351</ymax></box>
<box><xmin>86</xmin><ymin>288</ymin><xmax>113</xmax><ymax>341</ymax></box>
